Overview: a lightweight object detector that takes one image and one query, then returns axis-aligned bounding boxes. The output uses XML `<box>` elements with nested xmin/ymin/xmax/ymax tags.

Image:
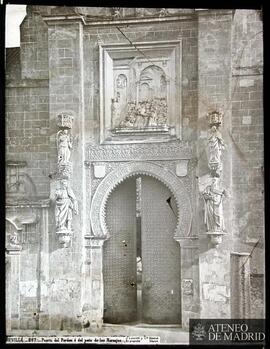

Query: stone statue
<box><xmin>111</xmin><ymin>96</ymin><xmax>121</xmax><ymax>128</ymax></box>
<box><xmin>202</xmin><ymin>178</ymin><xmax>227</xmax><ymax>232</ymax></box>
<box><xmin>116</xmin><ymin>74</ymin><xmax>127</xmax><ymax>89</ymax></box>
<box><xmin>207</xmin><ymin>125</ymin><xmax>226</xmax><ymax>176</ymax></box>
<box><xmin>57</xmin><ymin>130</ymin><xmax>72</xmax><ymax>165</ymax></box>
<box><xmin>55</xmin><ymin>179</ymin><xmax>78</xmax><ymax>233</ymax></box>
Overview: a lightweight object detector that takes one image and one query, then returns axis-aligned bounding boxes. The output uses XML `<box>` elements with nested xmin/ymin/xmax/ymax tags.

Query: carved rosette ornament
<box><xmin>203</xmin><ymin>111</ymin><xmax>227</xmax><ymax>247</ymax></box>
<box><xmin>54</xmin><ymin>112</ymin><xmax>78</xmax><ymax>247</ymax></box>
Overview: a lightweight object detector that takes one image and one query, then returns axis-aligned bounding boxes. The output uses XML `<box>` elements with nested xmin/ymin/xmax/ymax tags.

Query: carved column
<box><xmin>6</xmin><ymin>220</ymin><xmax>23</xmax><ymax>331</ymax></box>
<box><xmin>38</xmin><ymin>204</ymin><xmax>50</xmax><ymax>329</ymax></box>
<box><xmin>6</xmin><ymin>256</ymin><xmax>11</xmax><ymax>332</ymax></box>
<box><xmin>230</xmin><ymin>252</ymin><xmax>251</xmax><ymax>318</ymax></box>
<box><xmin>82</xmin><ymin>236</ymin><xmax>106</xmax><ymax>332</ymax></box>
<box><xmin>175</xmin><ymin>237</ymin><xmax>200</xmax><ymax>330</ymax></box>
<box><xmin>6</xmin><ymin>248</ymin><xmax>22</xmax><ymax>330</ymax></box>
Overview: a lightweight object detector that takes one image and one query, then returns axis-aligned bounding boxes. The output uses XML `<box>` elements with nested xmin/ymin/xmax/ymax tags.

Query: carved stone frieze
<box><xmin>87</xmin><ymin>141</ymin><xmax>193</xmax><ymax>162</ymax></box>
<box><xmin>90</xmin><ymin>161</ymin><xmax>192</xmax><ymax>238</ymax></box>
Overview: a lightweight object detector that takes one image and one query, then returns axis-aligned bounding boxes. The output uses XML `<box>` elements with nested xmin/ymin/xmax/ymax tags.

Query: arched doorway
<box><xmin>103</xmin><ymin>175</ymin><xmax>181</xmax><ymax>325</ymax></box>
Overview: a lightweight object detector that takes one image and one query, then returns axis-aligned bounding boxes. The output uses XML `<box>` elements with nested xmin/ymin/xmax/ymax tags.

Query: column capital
<box><xmin>84</xmin><ymin>235</ymin><xmax>106</xmax><ymax>248</ymax></box>
<box><xmin>174</xmin><ymin>236</ymin><xmax>199</xmax><ymax>249</ymax></box>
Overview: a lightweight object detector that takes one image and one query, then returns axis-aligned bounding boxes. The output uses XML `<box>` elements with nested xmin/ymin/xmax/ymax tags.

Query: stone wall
<box><xmin>5</xmin><ymin>7</ymin><xmax>264</xmax><ymax>332</ymax></box>
<box><xmin>83</xmin><ymin>17</ymin><xmax>198</xmax><ymax>142</ymax></box>
<box><xmin>20</xmin><ymin>7</ymin><xmax>49</xmax><ymax>80</ymax></box>
<box><xmin>6</xmin><ymin>85</ymin><xmax>50</xmax><ymax>197</ymax></box>
<box><xmin>231</xmin><ymin>10</ymin><xmax>264</xmax><ymax>277</ymax></box>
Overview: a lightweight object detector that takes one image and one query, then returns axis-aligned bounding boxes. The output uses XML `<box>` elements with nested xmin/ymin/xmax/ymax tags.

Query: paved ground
<box><xmin>8</xmin><ymin>324</ymin><xmax>189</xmax><ymax>345</ymax></box>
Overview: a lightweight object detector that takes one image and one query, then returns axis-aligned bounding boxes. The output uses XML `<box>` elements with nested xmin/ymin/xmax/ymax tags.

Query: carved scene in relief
<box><xmin>111</xmin><ymin>65</ymin><xmax>169</xmax><ymax>133</ymax></box>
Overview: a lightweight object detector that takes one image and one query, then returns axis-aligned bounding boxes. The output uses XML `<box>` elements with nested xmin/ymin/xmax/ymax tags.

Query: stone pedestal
<box><xmin>230</xmin><ymin>252</ymin><xmax>251</xmax><ymax>318</ymax></box>
<box><xmin>176</xmin><ymin>237</ymin><xmax>200</xmax><ymax>330</ymax></box>
<box><xmin>199</xmin><ymin>246</ymin><xmax>230</xmax><ymax>318</ymax></box>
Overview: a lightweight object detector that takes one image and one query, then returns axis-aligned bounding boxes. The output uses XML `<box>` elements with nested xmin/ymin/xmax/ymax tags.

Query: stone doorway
<box><xmin>103</xmin><ymin>175</ymin><xmax>181</xmax><ymax>325</ymax></box>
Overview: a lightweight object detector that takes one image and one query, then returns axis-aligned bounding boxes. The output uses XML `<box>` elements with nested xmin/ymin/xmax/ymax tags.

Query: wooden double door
<box><xmin>103</xmin><ymin>176</ymin><xmax>181</xmax><ymax>324</ymax></box>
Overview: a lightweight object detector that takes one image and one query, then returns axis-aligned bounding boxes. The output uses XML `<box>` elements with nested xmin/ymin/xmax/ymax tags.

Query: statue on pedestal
<box><xmin>57</xmin><ymin>130</ymin><xmax>72</xmax><ymax>165</ymax></box>
<box><xmin>202</xmin><ymin>178</ymin><xmax>227</xmax><ymax>233</ymax></box>
<box><xmin>55</xmin><ymin>179</ymin><xmax>78</xmax><ymax>234</ymax></box>
<box><xmin>207</xmin><ymin>125</ymin><xmax>226</xmax><ymax>176</ymax></box>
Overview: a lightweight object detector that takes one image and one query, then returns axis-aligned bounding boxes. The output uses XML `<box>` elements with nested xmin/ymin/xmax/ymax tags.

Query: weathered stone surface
<box><xmin>5</xmin><ymin>6</ymin><xmax>264</xmax><ymax>337</ymax></box>
<box><xmin>199</xmin><ymin>248</ymin><xmax>230</xmax><ymax>318</ymax></box>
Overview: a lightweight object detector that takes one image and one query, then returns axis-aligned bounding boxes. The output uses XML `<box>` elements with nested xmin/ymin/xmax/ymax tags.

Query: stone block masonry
<box><xmin>6</xmin><ymin>86</ymin><xmax>50</xmax><ymax>197</ymax></box>
<box><xmin>5</xmin><ymin>7</ymin><xmax>264</xmax><ymax>335</ymax></box>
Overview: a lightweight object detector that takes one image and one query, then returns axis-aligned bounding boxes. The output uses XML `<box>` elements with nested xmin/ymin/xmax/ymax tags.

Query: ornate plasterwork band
<box><xmin>90</xmin><ymin>161</ymin><xmax>192</xmax><ymax>238</ymax></box>
<box><xmin>87</xmin><ymin>141</ymin><xmax>193</xmax><ymax>162</ymax></box>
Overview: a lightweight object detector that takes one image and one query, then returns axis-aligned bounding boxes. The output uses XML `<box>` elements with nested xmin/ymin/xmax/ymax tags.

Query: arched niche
<box><xmin>90</xmin><ymin>162</ymin><xmax>192</xmax><ymax>239</ymax></box>
<box><xmin>138</xmin><ymin>65</ymin><xmax>168</xmax><ymax>101</ymax></box>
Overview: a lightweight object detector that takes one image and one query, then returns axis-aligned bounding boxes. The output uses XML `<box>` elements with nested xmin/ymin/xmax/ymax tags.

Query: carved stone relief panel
<box><xmin>99</xmin><ymin>41</ymin><xmax>182</xmax><ymax>143</ymax></box>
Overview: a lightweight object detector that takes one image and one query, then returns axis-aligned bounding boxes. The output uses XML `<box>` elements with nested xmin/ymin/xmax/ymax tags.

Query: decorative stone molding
<box><xmin>41</xmin><ymin>6</ymin><xmax>195</xmax><ymax>23</ymax></box>
<box><xmin>175</xmin><ymin>236</ymin><xmax>199</xmax><ymax>249</ymax></box>
<box><xmin>206</xmin><ymin>231</ymin><xmax>227</xmax><ymax>247</ymax></box>
<box><xmin>87</xmin><ymin>141</ymin><xmax>193</xmax><ymax>162</ymax></box>
<box><xmin>90</xmin><ymin>162</ymin><xmax>192</xmax><ymax>238</ymax></box>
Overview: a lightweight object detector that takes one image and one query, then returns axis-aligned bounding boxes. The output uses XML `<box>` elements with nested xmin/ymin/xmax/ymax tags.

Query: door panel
<box><xmin>141</xmin><ymin>176</ymin><xmax>181</xmax><ymax>324</ymax></box>
<box><xmin>103</xmin><ymin>177</ymin><xmax>137</xmax><ymax>323</ymax></box>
